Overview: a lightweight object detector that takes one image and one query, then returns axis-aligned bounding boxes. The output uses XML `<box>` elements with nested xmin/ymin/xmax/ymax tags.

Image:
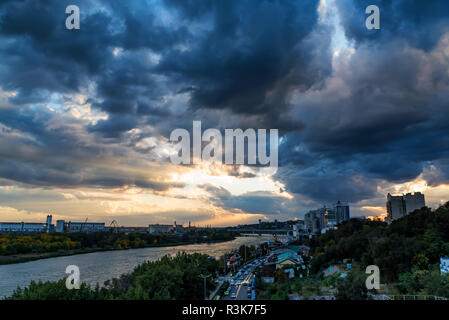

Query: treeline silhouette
<box><xmin>0</xmin><ymin>229</ymin><xmax>236</xmax><ymax>256</ymax></box>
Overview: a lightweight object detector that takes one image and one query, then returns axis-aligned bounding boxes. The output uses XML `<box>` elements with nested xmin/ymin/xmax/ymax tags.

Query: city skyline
<box><xmin>1</xmin><ymin>0</ymin><xmax>449</xmax><ymax>227</ymax></box>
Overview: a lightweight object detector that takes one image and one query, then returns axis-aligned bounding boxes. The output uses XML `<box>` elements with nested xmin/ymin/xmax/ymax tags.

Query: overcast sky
<box><xmin>1</xmin><ymin>0</ymin><xmax>449</xmax><ymax>226</ymax></box>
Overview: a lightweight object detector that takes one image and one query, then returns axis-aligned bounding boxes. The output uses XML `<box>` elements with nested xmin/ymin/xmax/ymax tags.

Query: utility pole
<box><xmin>199</xmin><ymin>274</ymin><xmax>211</xmax><ymax>300</ymax></box>
<box><xmin>223</xmin><ymin>256</ymin><xmax>227</xmax><ymax>275</ymax></box>
<box><xmin>244</xmin><ymin>246</ymin><xmax>247</xmax><ymax>263</ymax></box>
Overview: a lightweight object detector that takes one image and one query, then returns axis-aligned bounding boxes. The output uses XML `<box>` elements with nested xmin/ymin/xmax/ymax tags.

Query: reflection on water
<box><xmin>0</xmin><ymin>236</ymin><xmax>270</xmax><ymax>298</ymax></box>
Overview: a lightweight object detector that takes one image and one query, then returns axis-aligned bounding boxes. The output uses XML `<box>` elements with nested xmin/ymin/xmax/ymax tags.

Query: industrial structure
<box><xmin>148</xmin><ymin>221</ymin><xmax>193</xmax><ymax>235</ymax></box>
<box><xmin>0</xmin><ymin>215</ymin><xmax>105</xmax><ymax>234</ymax></box>
<box><xmin>148</xmin><ymin>224</ymin><xmax>175</xmax><ymax>234</ymax></box>
<box><xmin>0</xmin><ymin>215</ymin><xmax>54</xmax><ymax>233</ymax></box>
<box><xmin>57</xmin><ymin>220</ymin><xmax>105</xmax><ymax>233</ymax></box>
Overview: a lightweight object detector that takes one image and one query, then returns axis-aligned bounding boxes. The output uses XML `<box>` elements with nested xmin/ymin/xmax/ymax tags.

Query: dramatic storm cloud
<box><xmin>0</xmin><ymin>0</ymin><xmax>449</xmax><ymax>225</ymax></box>
<box><xmin>278</xmin><ymin>0</ymin><xmax>449</xmax><ymax>204</ymax></box>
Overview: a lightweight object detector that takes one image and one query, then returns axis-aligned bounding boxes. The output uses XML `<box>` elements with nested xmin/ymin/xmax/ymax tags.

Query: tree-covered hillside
<box><xmin>309</xmin><ymin>202</ymin><xmax>449</xmax><ymax>281</ymax></box>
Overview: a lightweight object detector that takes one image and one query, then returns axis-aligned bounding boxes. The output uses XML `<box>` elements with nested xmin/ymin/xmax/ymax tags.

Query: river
<box><xmin>0</xmin><ymin>236</ymin><xmax>270</xmax><ymax>298</ymax></box>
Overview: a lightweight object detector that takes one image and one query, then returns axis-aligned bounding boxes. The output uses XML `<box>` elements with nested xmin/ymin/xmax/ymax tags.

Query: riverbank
<box><xmin>0</xmin><ymin>238</ymin><xmax>235</xmax><ymax>266</ymax></box>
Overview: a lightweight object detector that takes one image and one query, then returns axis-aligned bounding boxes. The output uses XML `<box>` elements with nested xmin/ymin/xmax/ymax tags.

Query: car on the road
<box><xmin>247</xmin><ymin>287</ymin><xmax>251</xmax><ymax>293</ymax></box>
<box><xmin>231</xmin><ymin>292</ymin><xmax>236</xmax><ymax>298</ymax></box>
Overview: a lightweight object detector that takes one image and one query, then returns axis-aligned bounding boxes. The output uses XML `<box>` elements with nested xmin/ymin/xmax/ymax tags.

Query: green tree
<box><xmin>336</xmin><ymin>272</ymin><xmax>368</xmax><ymax>300</ymax></box>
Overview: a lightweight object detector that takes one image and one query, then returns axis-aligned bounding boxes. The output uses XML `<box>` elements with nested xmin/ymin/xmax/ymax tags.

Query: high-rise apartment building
<box><xmin>386</xmin><ymin>192</ymin><xmax>425</xmax><ymax>222</ymax></box>
<box><xmin>304</xmin><ymin>201</ymin><xmax>351</xmax><ymax>235</ymax></box>
<box><xmin>304</xmin><ymin>208</ymin><xmax>326</xmax><ymax>234</ymax></box>
<box><xmin>334</xmin><ymin>201</ymin><xmax>350</xmax><ymax>224</ymax></box>
<box><xmin>403</xmin><ymin>192</ymin><xmax>426</xmax><ymax>215</ymax></box>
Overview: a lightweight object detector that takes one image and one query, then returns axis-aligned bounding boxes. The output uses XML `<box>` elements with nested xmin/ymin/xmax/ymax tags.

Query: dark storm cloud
<box><xmin>0</xmin><ymin>0</ymin><xmax>111</xmax><ymax>98</ymax></box>
<box><xmin>275</xmin><ymin>165</ymin><xmax>378</xmax><ymax>204</ymax></box>
<box><xmin>0</xmin><ymin>0</ymin><xmax>184</xmax><ymax>112</ymax></box>
<box><xmin>0</xmin><ymin>107</ymin><xmax>183</xmax><ymax>191</ymax></box>
<box><xmin>1</xmin><ymin>0</ymin><xmax>449</xmax><ymax>212</ymax></box>
<box><xmin>0</xmin><ymin>0</ymin><xmax>329</xmax><ymax>142</ymax></box>
<box><xmin>278</xmin><ymin>8</ymin><xmax>449</xmax><ymax>203</ymax></box>
<box><xmin>0</xmin><ymin>154</ymin><xmax>183</xmax><ymax>192</ymax></box>
<box><xmin>88</xmin><ymin>114</ymin><xmax>139</xmax><ymax>138</ymax></box>
<box><xmin>200</xmin><ymin>184</ymin><xmax>290</xmax><ymax>216</ymax></box>
<box><xmin>335</xmin><ymin>0</ymin><xmax>449</xmax><ymax>50</ymax></box>
<box><xmin>158</xmin><ymin>0</ymin><xmax>331</xmax><ymax>124</ymax></box>
<box><xmin>422</xmin><ymin>160</ymin><xmax>449</xmax><ymax>187</ymax></box>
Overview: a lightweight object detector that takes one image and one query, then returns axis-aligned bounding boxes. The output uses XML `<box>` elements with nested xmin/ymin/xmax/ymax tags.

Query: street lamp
<box><xmin>223</xmin><ymin>256</ymin><xmax>227</xmax><ymax>275</ymax></box>
<box><xmin>199</xmin><ymin>274</ymin><xmax>211</xmax><ymax>300</ymax></box>
<box><xmin>244</xmin><ymin>246</ymin><xmax>247</xmax><ymax>263</ymax></box>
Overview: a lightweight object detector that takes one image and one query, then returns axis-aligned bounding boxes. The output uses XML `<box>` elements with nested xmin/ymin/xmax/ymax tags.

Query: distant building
<box><xmin>386</xmin><ymin>192</ymin><xmax>425</xmax><ymax>222</ymax></box>
<box><xmin>148</xmin><ymin>224</ymin><xmax>174</xmax><ymax>234</ymax></box>
<box><xmin>334</xmin><ymin>201</ymin><xmax>350</xmax><ymax>224</ymax></box>
<box><xmin>54</xmin><ymin>220</ymin><xmax>105</xmax><ymax>233</ymax></box>
<box><xmin>0</xmin><ymin>215</ymin><xmax>54</xmax><ymax>233</ymax></box>
<box><xmin>304</xmin><ymin>208</ymin><xmax>326</xmax><ymax>234</ymax></box>
<box><xmin>0</xmin><ymin>222</ymin><xmax>48</xmax><ymax>233</ymax></box>
<box><xmin>292</xmin><ymin>223</ymin><xmax>299</xmax><ymax>239</ymax></box>
<box><xmin>386</xmin><ymin>194</ymin><xmax>406</xmax><ymax>221</ymax></box>
<box><xmin>403</xmin><ymin>192</ymin><xmax>426</xmax><ymax>215</ymax></box>
<box><xmin>304</xmin><ymin>202</ymin><xmax>351</xmax><ymax>235</ymax></box>
<box><xmin>117</xmin><ymin>226</ymin><xmax>149</xmax><ymax>234</ymax></box>
<box><xmin>1</xmin><ymin>216</ymin><xmax>106</xmax><ymax>234</ymax></box>
<box><xmin>324</xmin><ymin>208</ymin><xmax>337</xmax><ymax>228</ymax></box>
<box><xmin>45</xmin><ymin>215</ymin><xmax>53</xmax><ymax>233</ymax></box>
<box><xmin>56</xmin><ymin>220</ymin><xmax>64</xmax><ymax>233</ymax></box>
<box><xmin>66</xmin><ymin>221</ymin><xmax>105</xmax><ymax>233</ymax></box>
<box><xmin>276</xmin><ymin>252</ymin><xmax>301</xmax><ymax>270</ymax></box>
<box><xmin>173</xmin><ymin>222</ymin><xmax>186</xmax><ymax>234</ymax></box>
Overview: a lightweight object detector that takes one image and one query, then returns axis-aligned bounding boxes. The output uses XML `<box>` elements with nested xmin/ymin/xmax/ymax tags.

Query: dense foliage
<box><xmin>255</xmin><ymin>276</ymin><xmax>322</xmax><ymax>300</ymax></box>
<box><xmin>0</xmin><ymin>234</ymin><xmax>80</xmax><ymax>255</ymax></box>
<box><xmin>309</xmin><ymin>202</ymin><xmax>449</xmax><ymax>281</ymax></box>
<box><xmin>0</xmin><ymin>229</ymin><xmax>236</xmax><ymax>256</ymax></box>
<box><xmin>6</xmin><ymin>280</ymin><xmax>108</xmax><ymax>300</ymax></box>
<box><xmin>335</xmin><ymin>271</ymin><xmax>368</xmax><ymax>300</ymax></box>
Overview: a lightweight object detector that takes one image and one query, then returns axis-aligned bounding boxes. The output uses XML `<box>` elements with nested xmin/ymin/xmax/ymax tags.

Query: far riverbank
<box><xmin>0</xmin><ymin>238</ymin><xmax>235</xmax><ymax>266</ymax></box>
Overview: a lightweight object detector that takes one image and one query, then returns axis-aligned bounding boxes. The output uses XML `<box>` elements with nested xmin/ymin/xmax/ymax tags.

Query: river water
<box><xmin>0</xmin><ymin>236</ymin><xmax>270</xmax><ymax>298</ymax></box>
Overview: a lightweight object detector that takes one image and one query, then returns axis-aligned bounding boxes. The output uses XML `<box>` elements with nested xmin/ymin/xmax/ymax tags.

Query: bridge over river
<box><xmin>229</xmin><ymin>228</ymin><xmax>291</xmax><ymax>235</ymax></box>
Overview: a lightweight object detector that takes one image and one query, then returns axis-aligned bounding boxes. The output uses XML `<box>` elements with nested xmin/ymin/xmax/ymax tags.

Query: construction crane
<box><xmin>109</xmin><ymin>220</ymin><xmax>119</xmax><ymax>233</ymax></box>
<box><xmin>80</xmin><ymin>217</ymin><xmax>88</xmax><ymax>232</ymax></box>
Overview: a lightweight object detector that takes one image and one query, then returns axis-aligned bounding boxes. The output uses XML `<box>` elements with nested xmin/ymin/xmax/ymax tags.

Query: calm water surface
<box><xmin>0</xmin><ymin>236</ymin><xmax>270</xmax><ymax>298</ymax></box>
